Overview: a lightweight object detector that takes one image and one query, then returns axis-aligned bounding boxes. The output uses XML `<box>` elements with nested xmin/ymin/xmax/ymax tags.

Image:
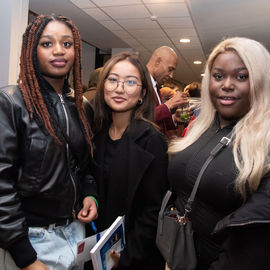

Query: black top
<box><xmin>168</xmin><ymin>119</ymin><xmax>270</xmax><ymax>269</ymax></box>
<box><xmin>168</xmin><ymin>121</ymin><xmax>241</xmax><ymax>268</ymax></box>
<box><xmin>94</xmin><ymin>120</ymin><xmax>168</xmax><ymax>270</ymax></box>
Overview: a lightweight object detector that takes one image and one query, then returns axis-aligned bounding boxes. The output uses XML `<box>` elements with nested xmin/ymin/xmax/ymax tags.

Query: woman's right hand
<box><xmin>22</xmin><ymin>260</ymin><xmax>50</xmax><ymax>270</ymax></box>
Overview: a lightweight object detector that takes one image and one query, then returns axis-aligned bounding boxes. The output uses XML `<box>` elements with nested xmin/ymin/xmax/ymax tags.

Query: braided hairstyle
<box><xmin>17</xmin><ymin>14</ymin><xmax>93</xmax><ymax>155</ymax></box>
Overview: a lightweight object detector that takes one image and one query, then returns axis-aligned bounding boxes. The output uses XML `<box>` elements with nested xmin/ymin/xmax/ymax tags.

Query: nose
<box><xmin>169</xmin><ymin>71</ymin><xmax>174</xmax><ymax>79</ymax></box>
<box><xmin>115</xmin><ymin>81</ymin><xmax>125</xmax><ymax>92</ymax></box>
<box><xmin>53</xmin><ymin>43</ymin><xmax>65</xmax><ymax>55</ymax></box>
<box><xmin>222</xmin><ymin>77</ymin><xmax>234</xmax><ymax>91</ymax></box>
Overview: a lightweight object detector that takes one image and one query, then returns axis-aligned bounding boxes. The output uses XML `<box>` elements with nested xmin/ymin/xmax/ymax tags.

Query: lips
<box><xmin>218</xmin><ymin>96</ymin><xmax>238</xmax><ymax>105</ymax></box>
<box><xmin>112</xmin><ymin>96</ymin><xmax>126</xmax><ymax>103</ymax></box>
<box><xmin>50</xmin><ymin>58</ymin><xmax>67</xmax><ymax>67</ymax></box>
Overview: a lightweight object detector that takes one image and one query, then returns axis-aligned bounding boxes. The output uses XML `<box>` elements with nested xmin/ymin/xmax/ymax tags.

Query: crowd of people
<box><xmin>1</xmin><ymin>13</ymin><xmax>270</xmax><ymax>270</ymax></box>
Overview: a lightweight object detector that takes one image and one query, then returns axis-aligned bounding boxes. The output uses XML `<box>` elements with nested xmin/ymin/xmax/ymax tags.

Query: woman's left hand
<box><xmin>77</xmin><ymin>196</ymin><xmax>98</xmax><ymax>223</ymax></box>
<box><xmin>110</xmin><ymin>250</ymin><xmax>120</xmax><ymax>268</ymax></box>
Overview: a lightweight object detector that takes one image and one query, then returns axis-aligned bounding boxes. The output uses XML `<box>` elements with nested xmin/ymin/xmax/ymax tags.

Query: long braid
<box><xmin>65</xmin><ymin>17</ymin><xmax>94</xmax><ymax>156</ymax></box>
<box><xmin>18</xmin><ymin>15</ymin><xmax>61</xmax><ymax>143</ymax></box>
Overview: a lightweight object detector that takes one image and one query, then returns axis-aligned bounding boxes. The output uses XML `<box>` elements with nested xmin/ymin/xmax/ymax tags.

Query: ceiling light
<box><xmin>201</xmin><ymin>73</ymin><xmax>205</xmax><ymax>77</ymax></box>
<box><xmin>150</xmin><ymin>15</ymin><xmax>157</xmax><ymax>21</ymax></box>
<box><xmin>179</xmin><ymin>38</ymin><xmax>190</xmax><ymax>43</ymax></box>
<box><xmin>193</xmin><ymin>60</ymin><xmax>202</xmax><ymax>64</ymax></box>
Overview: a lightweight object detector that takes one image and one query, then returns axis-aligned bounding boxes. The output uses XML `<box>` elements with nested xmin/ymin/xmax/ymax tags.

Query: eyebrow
<box><xmin>109</xmin><ymin>73</ymin><xmax>139</xmax><ymax>79</ymax></box>
<box><xmin>212</xmin><ymin>67</ymin><xmax>247</xmax><ymax>72</ymax></box>
<box><xmin>40</xmin><ymin>35</ymin><xmax>73</xmax><ymax>39</ymax></box>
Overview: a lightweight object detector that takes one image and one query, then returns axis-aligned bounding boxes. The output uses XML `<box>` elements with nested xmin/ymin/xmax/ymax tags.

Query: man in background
<box><xmin>147</xmin><ymin>46</ymin><xmax>188</xmax><ymax>134</ymax></box>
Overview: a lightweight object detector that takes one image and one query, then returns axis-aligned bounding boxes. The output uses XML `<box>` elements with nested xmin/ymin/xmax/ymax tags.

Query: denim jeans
<box><xmin>0</xmin><ymin>220</ymin><xmax>85</xmax><ymax>270</ymax></box>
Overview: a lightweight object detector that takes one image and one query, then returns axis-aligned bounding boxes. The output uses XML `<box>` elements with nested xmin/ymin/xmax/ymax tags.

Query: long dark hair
<box><xmin>93</xmin><ymin>51</ymin><xmax>156</xmax><ymax>132</ymax></box>
<box><xmin>17</xmin><ymin>14</ymin><xmax>93</xmax><ymax>154</ymax></box>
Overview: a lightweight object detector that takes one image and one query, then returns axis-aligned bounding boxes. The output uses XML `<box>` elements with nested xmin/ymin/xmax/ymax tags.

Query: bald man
<box><xmin>147</xmin><ymin>46</ymin><xmax>188</xmax><ymax>134</ymax></box>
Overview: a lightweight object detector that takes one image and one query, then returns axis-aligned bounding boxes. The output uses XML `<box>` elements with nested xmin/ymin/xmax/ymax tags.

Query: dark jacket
<box><xmin>94</xmin><ymin>120</ymin><xmax>168</xmax><ymax>270</ymax></box>
<box><xmin>210</xmin><ymin>173</ymin><xmax>270</xmax><ymax>270</ymax></box>
<box><xmin>169</xmin><ymin>121</ymin><xmax>270</xmax><ymax>269</ymax></box>
<box><xmin>0</xmin><ymin>85</ymin><xmax>97</xmax><ymax>268</ymax></box>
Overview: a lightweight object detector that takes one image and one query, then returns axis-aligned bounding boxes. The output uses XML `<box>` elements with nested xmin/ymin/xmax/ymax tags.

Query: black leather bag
<box><xmin>156</xmin><ymin>191</ymin><xmax>196</xmax><ymax>270</ymax></box>
<box><xmin>156</xmin><ymin>132</ymin><xmax>232</xmax><ymax>270</ymax></box>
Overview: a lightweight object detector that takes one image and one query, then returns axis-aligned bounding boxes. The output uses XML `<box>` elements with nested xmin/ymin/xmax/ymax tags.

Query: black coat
<box><xmin>94</xmin><ymin>120</ymin><xmax>168</xmax><ymax>270</ymax></box>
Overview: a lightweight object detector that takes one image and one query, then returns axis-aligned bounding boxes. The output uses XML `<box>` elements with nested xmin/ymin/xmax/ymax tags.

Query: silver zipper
<box><xmin>58</xmin><ymin>94</ymin><xmax>77</xmax><ymax>219</ymax></box>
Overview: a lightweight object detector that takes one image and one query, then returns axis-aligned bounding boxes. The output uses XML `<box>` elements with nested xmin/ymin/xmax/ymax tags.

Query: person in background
<box><xmin>147</xmin><ymin>46</ymin><xmax>188</xmax><ymax>134</ymax></box>
<box><xmin>160</xmin><ymin>81</ymin><xmax>181</xmax><ymax>102</ymax></box>
<box><xmin>168</xmin><ymin>37</ymin><xmax>270</xmax><ymax>269</ymax></box>
<box><xmin>0</xmin><ymin>14</ymin><xmax>98</xmax><ymax>270</ymax></box>
<box><xmin>184</xmin><ymin>81</ymin><xmax>201</xmax><ymax>117</ymax></box>
<box><xmin>84</xmin><ymin>67</ymin><xmax>103</xmax><ymax>102</ymax></box>
<box><xmin>93</xmin><ymin>52</ymin><xmax>168</xmax><ymax>270</ymax></box>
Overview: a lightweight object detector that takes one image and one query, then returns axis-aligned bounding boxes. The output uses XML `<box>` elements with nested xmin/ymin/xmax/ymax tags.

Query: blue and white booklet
<box><xmin>90</xmin><ymin>216</ymin><xmax>125</xmax><ymax>270</ymax></box>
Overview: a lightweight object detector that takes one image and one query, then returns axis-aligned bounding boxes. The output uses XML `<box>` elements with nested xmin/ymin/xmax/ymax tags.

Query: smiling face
<box><xmin>104</xmin><ymin>60</ymin><xmax>144</xmax><ymax>117</ymax></box>
<box><xmin>37</xmin><ymin>21</ymin><xmax>75</xmax><ymax>82</ymax></box>
<box><xmin>209</xmin><ymin>50</ymin><xmax>251</xmax><ymax>128</ymax></box>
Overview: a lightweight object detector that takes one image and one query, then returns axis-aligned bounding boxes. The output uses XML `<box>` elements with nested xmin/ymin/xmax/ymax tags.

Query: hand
<box><xmin>173</xmin><ymin>106</ymin><xmax>193</xmax><ymax>123</ymax></box>
<box><xmin>165</xmin><ymin>91</ymin><xmax>189</xmax><ymax>111</ymax></box>
<box><xmin>21</xmin><ymin>260</ymin><xmax>49</xmax><ymax>270</ymax></box>
<box><xmin>110</xmin><ymin>250</ymin><xmax>120</xmax><ymax>268</ymax></box>
<box><xmin>77</xmin><ymin>196</ymin><xmax>98</xmax><ymax>223</ymax></box>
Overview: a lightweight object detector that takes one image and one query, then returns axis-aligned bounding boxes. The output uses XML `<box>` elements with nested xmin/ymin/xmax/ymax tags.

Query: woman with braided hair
<box><xmin>0</xmin><ymin>14</ymin><xmax>98</xmax><ymax>270</ymax></box>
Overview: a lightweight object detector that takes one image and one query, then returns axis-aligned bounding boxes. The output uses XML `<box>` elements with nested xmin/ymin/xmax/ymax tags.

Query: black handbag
<box><xmin>156</xmin><ymin>132</ymin><xmax>232</xmax><ymax>270</ymax></box>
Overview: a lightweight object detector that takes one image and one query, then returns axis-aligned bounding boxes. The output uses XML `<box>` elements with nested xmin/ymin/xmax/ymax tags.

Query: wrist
<box><xmin>88</xmin><ymin>195</ymin><xmax>99</xmax><ymax>209</ymax></box>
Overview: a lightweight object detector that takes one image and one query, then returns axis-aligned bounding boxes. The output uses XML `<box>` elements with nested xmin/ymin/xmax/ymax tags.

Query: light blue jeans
<box><xmin>0</xmin><ymin>220</ymin><xmax>85</xmax><ymax>270</ymax></box>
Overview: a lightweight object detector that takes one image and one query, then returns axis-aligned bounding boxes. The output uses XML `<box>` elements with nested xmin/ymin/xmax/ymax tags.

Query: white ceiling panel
<box><xmin>123</xmin><ymin>38</ymin><xmax>141</xmax><ymax>47</ymax></box>
<box><xmin>131</xmin><ymin>29</ymin><xmax>167</xmax><ymax>39</ymax></box>
<box><xmin>91</xmin><ymin>0</ymin><xmax>141</xmax><ymax>6</ymax></box>
<box><xmin>143</xmin><ymin>0</ymin><xmax>185</xmax><ymax>3</ymax></box>
<box><xmin>70</xmin><ymin>0</ymin><xmax>95</xmax><ymax>8</ymax></box>
<box><xmin>102</xmin><ymin>5</ymin><xmax>150</xmax><ymax>19</ymax></box>
<box><xmin>166</xmin><ymin>28</ymin><xmax>198</xmax><ymax>38</ymax></box>
<box><xmin>83</xmin><ymin>7</ymin><xmax>111</xmax><ymax>20</ymax></box>
<box><xmin>158</xmin><ymin>17</ymin><xmax>193</xmax><ymax>29</ymax></box>
<box><xmin>138</xmin><ymin>36</ymin><xmax>172</xmax><ymax>46</ymax></box>
<box><xmin>99</xmin><ymin>20</ymin><xmax>123</xmax><ymax>31</ymax></box>
<box><xmin>146</xmin><ymin>3</ymin><xmax>189</xmax><ymax>17</ymax></box>
<box><xmin>117</xmin><ymin>18</ymin><xmax>160</xmax><ymax>30</ymax></box>
<box><xmin>111</xmin><ymin>30</ymin><xmax>133</xmax><ymax>39</ymax></box>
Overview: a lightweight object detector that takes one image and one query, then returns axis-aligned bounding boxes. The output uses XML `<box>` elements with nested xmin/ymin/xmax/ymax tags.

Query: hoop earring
<box><xmin>137</xmin><ymin>98</ymin><xmax>143</xmax><ymax>105</ymax></box>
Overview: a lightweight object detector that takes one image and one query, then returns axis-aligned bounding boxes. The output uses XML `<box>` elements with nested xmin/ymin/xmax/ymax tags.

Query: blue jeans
<box><xmin>0</xmin><ymin>220</ymin><xmax>85</xmax><ymax>270</ymax></box>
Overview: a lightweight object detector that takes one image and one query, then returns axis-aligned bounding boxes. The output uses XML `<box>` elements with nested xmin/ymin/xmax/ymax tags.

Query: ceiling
<box><xmin>29</xmin><ymin>0</ymin><xmax>270</xmax><ymax>85</ymax></box>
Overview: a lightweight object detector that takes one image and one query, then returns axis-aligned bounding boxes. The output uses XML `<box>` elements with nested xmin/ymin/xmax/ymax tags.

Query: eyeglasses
<box><xmin>105</xmin><ymin>77</ymin><xmax>142</xmax><ymax>94</ymax></box>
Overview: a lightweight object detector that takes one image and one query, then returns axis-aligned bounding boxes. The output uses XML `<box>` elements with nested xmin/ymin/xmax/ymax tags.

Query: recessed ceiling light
<box><xmin>179</xmin><ymin>38</ymin><xmax>190</xmax><ymax>43</ymax></box>
<box><xmin>193</xmin><ymin>60</ymin><xmax>202</xmax><ymax>64</ymax></box>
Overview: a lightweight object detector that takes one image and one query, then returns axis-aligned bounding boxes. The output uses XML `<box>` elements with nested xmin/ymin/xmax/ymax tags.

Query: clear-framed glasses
<box><xmin>105</xmin><ymin>77</ymin><xmax>142</xmax><ymax>94</ymax></box>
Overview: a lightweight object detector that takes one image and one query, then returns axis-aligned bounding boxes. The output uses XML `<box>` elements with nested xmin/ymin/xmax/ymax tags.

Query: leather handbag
<box><xmin>156</xmin><ymin>132</ymin><xmax>232</xmax><ymax>270</ymax></box>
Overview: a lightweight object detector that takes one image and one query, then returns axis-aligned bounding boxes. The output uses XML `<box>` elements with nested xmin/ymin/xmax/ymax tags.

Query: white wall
<box><xmin>0</xmin><ymin>0</ymin><xmax>29</xmax><ymax>88</ymax></box>
<box><xmin>81</xmin><ymin>41</ymin><xmax>96</xmax><ymax>88</ymax></box>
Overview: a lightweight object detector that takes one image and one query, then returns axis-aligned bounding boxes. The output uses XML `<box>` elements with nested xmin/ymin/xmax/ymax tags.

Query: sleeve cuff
<box><xmin>7</xmin><ymin>236</ymin><xmax>37</xmax><ymax>268</ymax></box>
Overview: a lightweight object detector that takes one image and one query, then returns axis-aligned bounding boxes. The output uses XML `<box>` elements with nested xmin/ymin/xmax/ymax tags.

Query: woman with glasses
<box><xmin>92</xmin><ymin>52</ymin><xmax>168</xmax><ymax>270</ymax></box>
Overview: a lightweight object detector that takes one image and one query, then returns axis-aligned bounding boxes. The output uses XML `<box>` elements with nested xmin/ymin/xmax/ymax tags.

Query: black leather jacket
<box><xmin>0</xmin><ymin>84</ymin><xmax>97</xmax><ymax>267</ymax></box>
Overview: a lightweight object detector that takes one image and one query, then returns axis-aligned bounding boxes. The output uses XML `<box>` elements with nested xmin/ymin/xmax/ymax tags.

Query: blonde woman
<box><xmin>168</xmin><ymin>37</ymin><xmax>270</xmax><ymax>269</ymax></box>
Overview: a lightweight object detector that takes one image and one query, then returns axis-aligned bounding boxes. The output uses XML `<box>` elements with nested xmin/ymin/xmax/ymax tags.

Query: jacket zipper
<box><xmin>58</xmin><ymin>93</ymin><xmax>77</xmax><ymax>220</ymax></box>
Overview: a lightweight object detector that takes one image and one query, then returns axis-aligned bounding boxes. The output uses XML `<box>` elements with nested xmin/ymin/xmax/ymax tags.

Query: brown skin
<box><xmin>209</xmin><ymin>51</ymin><xmax>250</xmax><ymax>128</ymax></box>
<box><xmin>37</xmin><ymin>21</ymin><xmax>75</xmax><ymax>93</ymax></box>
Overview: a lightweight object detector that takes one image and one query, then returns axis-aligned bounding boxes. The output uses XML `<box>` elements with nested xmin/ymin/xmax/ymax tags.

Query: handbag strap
<box><xmin>184</xmin><ymin>130</ymin><xmax>233</xmax><ymax>215</ymax></box>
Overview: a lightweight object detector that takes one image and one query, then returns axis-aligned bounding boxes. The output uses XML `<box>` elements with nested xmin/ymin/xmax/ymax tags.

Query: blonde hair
<box><xmin>169</xmin><ymin>37</ymin><xmax>270</xmax><ymax>198</ymax></box>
